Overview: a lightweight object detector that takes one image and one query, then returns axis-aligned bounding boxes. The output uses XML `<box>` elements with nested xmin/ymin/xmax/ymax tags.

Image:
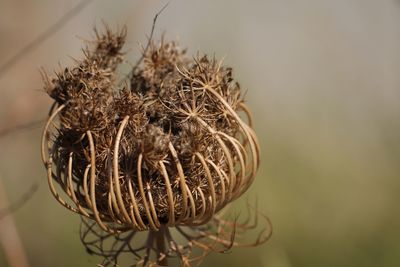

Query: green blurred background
<box><xmin>1</xmin><ymin>0</ymin><xmax>400</xmax><ymax>266</ymax></box>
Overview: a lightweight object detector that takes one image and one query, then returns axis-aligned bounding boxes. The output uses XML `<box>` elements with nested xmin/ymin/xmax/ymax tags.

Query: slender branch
<box><xmin>119</xmin><ymin>2</ymin><xmax>170</xmax><ymax>86</ymax></box>
<box><xmin>131</xmin><ymin>2</ymin><xmax>169</xmax><ymax>74</ymax></box>
<box><xmin>0</xmin><ymin>119</ymin><xmax>45</xmax><ymax>139</ymax></box>
<box><xmin>0</xmin><ymin>182</ymin><xmax>39</xmax><ymax>219</ymax></box>
<box><xmin>0</xmin><ymin>0</ymin><xmax>94</xmax><ymax>79</ymax></box>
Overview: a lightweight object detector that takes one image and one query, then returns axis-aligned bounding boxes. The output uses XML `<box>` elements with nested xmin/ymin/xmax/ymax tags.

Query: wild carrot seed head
<box><xmin>41</xmin><ymin>26</ymin><xmax>266</xmax><ymax>266</ymax></box>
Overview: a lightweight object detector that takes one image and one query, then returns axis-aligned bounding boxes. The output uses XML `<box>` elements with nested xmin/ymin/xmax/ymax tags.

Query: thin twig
<box><xmin>133</xmin><ymin>2</ymin><xmax>169</xmax><ymax>72</ymax></box>
<box><xmin>119</xmin><ymin>2</ymin><xmax>170</xmax><ymax>86</ymax></box>
<box><xmin>0</xmin><ymin>0</ymin><xmax>94</xmax><ymax>79</ymax></box>
<box><xmin>0</xmin><ymin>119</ymin><xmax>45</xmax><ymax>139</ymax></box>
<box><xmin>0</xmin><ymin>182</ymin><xmax>39</xmax><ymax>219</ymax></box>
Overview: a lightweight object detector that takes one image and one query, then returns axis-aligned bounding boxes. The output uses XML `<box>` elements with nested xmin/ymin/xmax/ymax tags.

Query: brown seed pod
<box><xmin>41</xmin><ymin>26</ymin><xmax>269</xmax><ymax>266</ymax></box>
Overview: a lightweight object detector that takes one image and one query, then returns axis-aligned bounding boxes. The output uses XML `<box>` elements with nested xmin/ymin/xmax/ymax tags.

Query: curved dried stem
<box><xmin>80</xmin><ymin>201</ymin><xmax>271</xmax><ymax>267</ymax></box>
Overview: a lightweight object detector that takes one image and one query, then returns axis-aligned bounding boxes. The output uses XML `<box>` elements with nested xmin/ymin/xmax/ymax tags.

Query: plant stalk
<box><xmin>155</xmin><ymin>226</ymin><xmax>168</xmax><ymax>266</ymax></box>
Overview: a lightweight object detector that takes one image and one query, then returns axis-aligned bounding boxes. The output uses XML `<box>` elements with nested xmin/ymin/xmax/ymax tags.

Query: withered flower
<box><xmin>41</xmin><ymin>26</ymin><xmax>271</xmax><ymax>266</ymax></box>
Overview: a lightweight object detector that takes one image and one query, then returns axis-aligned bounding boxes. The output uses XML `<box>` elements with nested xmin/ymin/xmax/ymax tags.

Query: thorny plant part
<box><xmin>41</xmin><ymin>26</ymin><xmax>271</xmax><ymax>266</ymax></box>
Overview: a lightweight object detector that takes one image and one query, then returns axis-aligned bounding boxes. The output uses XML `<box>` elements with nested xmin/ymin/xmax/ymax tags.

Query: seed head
<box><xmin>41</xmin><ymin>26</ymin><xmax>270</xmax><ymax>266</ymax></box>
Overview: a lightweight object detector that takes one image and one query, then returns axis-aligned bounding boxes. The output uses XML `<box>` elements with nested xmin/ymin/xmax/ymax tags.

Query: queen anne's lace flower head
<box><xmin>41</xmin><ymin>26</ymin><xmax>270</xmax><ymax>266</ymax></box>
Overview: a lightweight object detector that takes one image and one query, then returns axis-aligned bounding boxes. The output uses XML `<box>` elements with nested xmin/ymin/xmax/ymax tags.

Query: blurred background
<box><xmin>0</xmin><ymin>0</ymin><xmax>400</xmax><ymax>266</ymax></box>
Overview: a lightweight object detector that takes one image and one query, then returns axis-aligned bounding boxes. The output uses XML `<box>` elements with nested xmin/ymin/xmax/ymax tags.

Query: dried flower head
<box><xmin>41</xmin><ymin>26</ymin><xmax>271</xmax><ymax>266</ymax></box>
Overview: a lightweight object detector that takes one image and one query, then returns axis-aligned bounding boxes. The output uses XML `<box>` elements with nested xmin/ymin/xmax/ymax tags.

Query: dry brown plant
<box><xmin>40</xmin><ymin>26</ymin><xmax>271</xmax><ymax>266</ymax></box>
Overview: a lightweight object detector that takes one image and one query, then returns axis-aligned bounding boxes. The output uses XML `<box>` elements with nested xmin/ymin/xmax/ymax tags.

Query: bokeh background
<box><xmin>1</xmin><ymin>0</ymin><xmax>400</xmax><ymax>266</ymax></box>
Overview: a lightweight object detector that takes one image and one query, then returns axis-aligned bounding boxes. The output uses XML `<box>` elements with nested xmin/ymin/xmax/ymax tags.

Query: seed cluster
<box><xmin>41</xmin><ymin>27</ymin><xmax>265</xmax><ymax>266</ymax></box>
